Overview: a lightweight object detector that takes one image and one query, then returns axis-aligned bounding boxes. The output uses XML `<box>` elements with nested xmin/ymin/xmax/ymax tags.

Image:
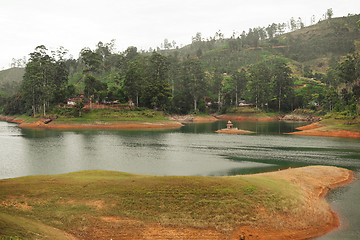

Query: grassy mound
<box><xmin>0</xmin><ymin>166</ymin><xmax>352</xmax><ymax>239</ymax></box>
<box><xmin>0</xmin><ymin>170</ymin><xmax>299</xmax><ymax>239</ymax></box>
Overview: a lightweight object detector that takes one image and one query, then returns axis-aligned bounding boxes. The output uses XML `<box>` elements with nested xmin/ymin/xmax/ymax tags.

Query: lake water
<box><xmin>0</xmin><ymin>120</ymin><xmax>359</xmax><ymax>239</ymax></box>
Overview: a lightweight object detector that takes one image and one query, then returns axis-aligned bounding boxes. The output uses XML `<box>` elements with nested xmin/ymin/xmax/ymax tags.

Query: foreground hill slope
<box><xmin>0</xmin><ymin>166</ymin><xmax>353</xmax><ymax>240</ymax></box>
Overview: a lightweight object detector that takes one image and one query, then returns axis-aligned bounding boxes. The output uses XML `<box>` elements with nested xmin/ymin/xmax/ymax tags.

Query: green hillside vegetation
<box><xmin>159</xmin><ymin>14</ymin><xmax>360</xmax><ymax>73</ymax></box>
<box><xmin>0</xmin><ymin>13</ymin><xmax>359</xmax><ymax>118</ymax></box>
<box><xmin>0</xmin><ymin>68</ymin><xmax>24</xmax><ymax>96</ymax></box>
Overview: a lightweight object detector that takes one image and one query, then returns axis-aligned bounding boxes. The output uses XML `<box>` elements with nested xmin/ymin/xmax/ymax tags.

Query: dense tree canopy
<box><xmin>21</xmin><ymin>45</ymin><xmax>68</xmax><ymax>116</ymax></box>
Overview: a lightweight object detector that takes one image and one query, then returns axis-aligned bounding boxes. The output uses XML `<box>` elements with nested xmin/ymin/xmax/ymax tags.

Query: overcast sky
<box><xmin>1</xmin><ymin>0</ymin><xmax>360</xmax><ymax>69</ymax></box>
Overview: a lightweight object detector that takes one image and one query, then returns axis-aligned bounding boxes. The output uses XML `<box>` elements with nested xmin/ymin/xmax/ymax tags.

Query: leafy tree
<box><xmin>125</xmin><ymin>46</ymin><xmax>138</xmax><ymax>60</ymax></box>
<box><xmin>248</xmin><ymin>62</ymin><xmax>271</xmax><ymax>108</ymax></box>
<box><xmin>270</xmin><ymin>61</ymin><xmax>293</xmax><ymax>111</ymax></box>
<box><xmin>142</xmin><ymin>53</ymin><xmax>171</xmax><ymax>109</ymax></box>
<box><xmin>107</xmin><ymin>86</ymin><xmax>126</xmax><ymax>103</ymax></box>
<box><xmin>192</xmin><ymin>32</ymin><xmax>203</xmax><ymax>43</ymax></box>
<box><xmin>326</xmin><ymin>8</ymin><xmax>334</xmax><ymax>19</ymax></box>
<box><xmin>324</xmin><ymin>87</ymin><xmax>339</xmax><ymax>111</ymax></box>
<box><xmin>266</xmin><ymin>23</ymin><xmax>277</xmax><ymax>39</ymax></box>
<box><xmin>80</xmin><ymin>48</ymin><xmax>102</xmax><ymax>74</ymax></box>
<box><xmin>211</xmin><ymin>71</ymin><xmax>223</xmax><ymax>111</ymax></box>
<box><xmin>21</xmin><ymin>45</ymin><xmax>68</xmax><ymax>116</ymax></box>
<box><xmin>290</xmin><ymin>17</ymin><xmax>297</xmax><ymax>31</ymax></box>
<box><xmin>337</xmin><ymin>54</ymin><xmax>359</xmax><ymax>84</ymax></box>
<box><xmin>3</xmin><ymin>94</ymin><xmax>26</xmax><ymax>115</ymax></box>
<box><xmin>73</xmin><ymin>100</ymin><xmax>84</xmax><ymax>117</ymax></box>
<box><xmin>96</xmin><ymin>41</ymin><xmax>113</xmax><ymax>60</ymax></box>
<box><xmin>353</xmin><ymin>84</ymin><xmax>360</xmax><ymax>102</ymax></box>
<box><xmin>179</xmin><ymin>59</ymin><xmax>207</xmax><ymax>112</ymax></box>
<box><xmin>124</xmin><ymin>59</ymin><xmax>144</xmax><ymax>106</ymax></box>
<box><xmin>232</xmin><ymin>69</ymin><xmax>248</xmax><ymax>106</ymax></box>
<box><xmin>84</xmin><ymin>75</ymin><xmax>107</xmax><ymax>107</ymax></box>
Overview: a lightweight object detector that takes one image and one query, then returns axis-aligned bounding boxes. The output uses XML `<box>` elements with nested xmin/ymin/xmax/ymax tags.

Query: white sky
<box><xmin>1</xmin><ymin>0</ymin><xmax>360</xmax><ymax>69</ymax></box>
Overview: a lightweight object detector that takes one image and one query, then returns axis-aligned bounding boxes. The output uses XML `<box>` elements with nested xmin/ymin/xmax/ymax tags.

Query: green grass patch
<box><xmin>54</xmin><ymin>108</ymin><xmax>169</xmax><ymax>123</ymax></box>
<box><xmin>312</xmin><ymin>114</ymin><xmax>360</xmax><ymax>132</ymax></box>
<box><xmin>0</xmin><ymin>170</ymin><xmax>301</xmax><ymax>237</ymax></box>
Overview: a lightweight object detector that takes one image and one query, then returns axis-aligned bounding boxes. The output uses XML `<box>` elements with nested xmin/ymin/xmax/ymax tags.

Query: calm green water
<box><xmin>0</xmin><ymin>120</ymin><xmax>359</xmax><ymax>239</ymax></box>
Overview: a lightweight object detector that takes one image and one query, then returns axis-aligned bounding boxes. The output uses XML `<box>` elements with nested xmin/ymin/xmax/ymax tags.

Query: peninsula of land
<box><xmin>0</xmin><ymin>166</ymin><xmax>353</xmax><ymax>240</ymax></box>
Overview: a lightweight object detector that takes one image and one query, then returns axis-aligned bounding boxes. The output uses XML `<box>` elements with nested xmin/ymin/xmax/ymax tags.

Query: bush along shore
<box><xmin>0</xmin><ymin>166</ymin><xmax>353</xmax><ymax>240</ymax></box>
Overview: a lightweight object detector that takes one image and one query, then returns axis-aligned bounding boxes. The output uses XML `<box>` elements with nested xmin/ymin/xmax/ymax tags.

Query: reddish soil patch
<box><xmin>289</xmin><ymin>122</ymin><xmax>360</xmax><ymax>138</ymax></box>
<box><xmin>192</xmin><ymin>115</ymin><xmax>218</xmax><ymax>123</ymax></box>
<box><xmin>0</xmin><ymin>115</ymin><xmax>26</xmax><ymax>124</ymax></box>
<box><xmin>295</xmin><ymin>122</ymin><xmax>322</xmax><ymax>131</ymax></box>
<box><xmin>215</xmin><ymin>129</ymin><xmax>254</xmax><ymax>134</ymax></box>
<box><xmin>81</xmin><ymin>216</ymin><xmax>224</xmax><ymax>240</ymax></box>
<box><xmin>167</xmin><ymin>115</ymin><xmax>218</xmax><ymax>123</ymax></box>
<box><xmin>290</xmin><ymin>127</ymin><xmax>360</xmax><ymax>139</ymax></box>
<box><xmin>291</xmin><ymin>129</ymin><xmax>360</xmax><ymax>138</ymax></box>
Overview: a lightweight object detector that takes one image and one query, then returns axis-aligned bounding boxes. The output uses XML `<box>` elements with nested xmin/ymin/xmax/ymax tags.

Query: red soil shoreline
<box><xmin>289</xmin><ymin>122</ymin><xmax>360</xmax><ymax>138</ymax></box>
<box><xmin>230</xmin><ymin>166</ymin><xmax>354</xmax><ymax>240</ymax></box>
<box><xmin>215</xmin><ymin>129</ymin><xmax>254</xmax><ymax>134</ymax></box>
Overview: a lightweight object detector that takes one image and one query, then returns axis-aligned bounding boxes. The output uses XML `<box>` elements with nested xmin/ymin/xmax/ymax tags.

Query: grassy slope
<box><xmin>0</xmin><ymin>170</ymin><xmax>300</xmax><ymax>239</ymax></box>
<box><xmin>2</xmin><ymin>109</ymin><xmax>173</xmax><ymax>126</ymax></box>
<box><xmin>0</xmin><ymin>68</ymin><xmax>24</xmax><ymax>96</ymax></box>
<box><xmin>316</xmin><ymin>116</ymin><xmax>360</xmax><ymax>132</ymax></box>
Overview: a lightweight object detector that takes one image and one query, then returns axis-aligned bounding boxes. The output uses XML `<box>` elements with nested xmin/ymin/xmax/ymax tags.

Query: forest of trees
<box><xmin>0</xmin><ymin>12</ymin><xmax>359</xmax><ymax>117</ymax></box>
<box><xmin>1</xmin><ymin>43</ymin><xmax>359</xmax><ymax>117</ymax></box>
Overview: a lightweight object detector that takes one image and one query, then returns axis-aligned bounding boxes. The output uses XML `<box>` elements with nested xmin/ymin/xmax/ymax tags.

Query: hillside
<box><xmin>281</xmin><ymin>14</ymin><xmax>360</xmax><ymax>71</ymax></box>
<box><xmin>159</xmin><ymin>14</ymin><xmax>360</xmax><ymax>74</ymax></box>
<box><xmin>3</xmin><ymin>14</ymin><xmax>359</xmax><ymax>95</ymax></box>
<box><xmin>0</xmin><ymin>67</ymin><xmax>24</xmax><ymax>96</ymax></box>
